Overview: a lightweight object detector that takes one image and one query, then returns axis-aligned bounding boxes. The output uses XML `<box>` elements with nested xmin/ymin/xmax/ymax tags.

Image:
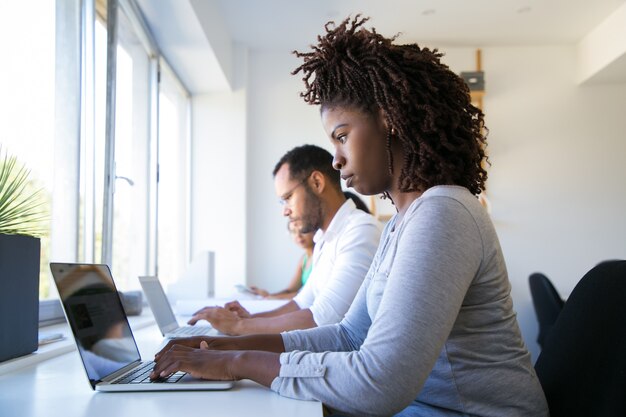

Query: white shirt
<box><xmin>293</xmin><ymin>199</ymin><xmax>382</xmax><ymax>326</ymax></box>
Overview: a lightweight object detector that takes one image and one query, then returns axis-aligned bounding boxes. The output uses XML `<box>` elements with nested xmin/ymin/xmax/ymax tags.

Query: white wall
<box><xmin>190</xmin><ymin>87</ymin><xmax>247</xmax><ymax>296</ymax></box>
<box><xmin>187</xmin><ymin>42</ymin><xmax>626</xmax><ymax>360</ymax></box>
<box><xmin>479</xmin><ymin>45</ymin><xmax>626</xmax><ymax>360</ymax></box>
<box><xmin>245</xmin><ymin>49</ymin><xmax>328</xmax><ymax>288</ymax></box>
<box><xmin>238</xmin><ymin>44</ymin><xmax>626</xmax><ymax>361</ymax></box>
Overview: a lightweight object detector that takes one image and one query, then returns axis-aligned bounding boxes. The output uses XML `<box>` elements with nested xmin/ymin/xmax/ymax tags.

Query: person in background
<box><xmin>250</xmin><ymin>191</ymin><xmax>369</xmax><ymax>299</ymax></box>
<box><xmin>151</xmin><ymin>16</ymin><xmax>548</xmax><ymax>417</ymax></box>
<box><xmin>249</xmin><ymin>221</ymin><xmax>314</xmax><ymax>299</ymax></box>
<box><xmin>187</xmin><ymin>144</ymin><xmax>382</xmax><ymax>336</ymax></box>
<box><xmin>250</xmin><ymin>191</ymin><xmax>368</xmax><ymax>300</ymax></box>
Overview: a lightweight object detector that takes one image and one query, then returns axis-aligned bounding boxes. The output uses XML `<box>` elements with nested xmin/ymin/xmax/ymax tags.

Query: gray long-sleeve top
<box><xmin>271</xmin><ymin>186</ymin><xmax>549</xmax><ymax>417</ymax></box>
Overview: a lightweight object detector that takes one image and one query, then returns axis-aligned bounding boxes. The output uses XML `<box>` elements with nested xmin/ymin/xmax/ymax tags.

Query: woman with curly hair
<box><xmin>151</xmin><ymin>16</ymin><xmax>548</xmax><ymax>417</ymax></box>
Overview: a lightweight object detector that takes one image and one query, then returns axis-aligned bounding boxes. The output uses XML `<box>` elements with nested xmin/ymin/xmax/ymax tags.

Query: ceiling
<box><xmin>215</xmin><ymin>0</ymin><xmax>626</xmax><ymax>49</ymax></box>
<box><xmin>135</xmin><ymin>0</ymin><xmax>626</xmax><ymax>93</ymax></box>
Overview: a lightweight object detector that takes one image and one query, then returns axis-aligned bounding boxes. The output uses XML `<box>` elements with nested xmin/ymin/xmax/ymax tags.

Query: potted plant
<box><xmin>0</xmin><ymin>145</ymin><xmax>46</xmax><ymax>362</ymax></box>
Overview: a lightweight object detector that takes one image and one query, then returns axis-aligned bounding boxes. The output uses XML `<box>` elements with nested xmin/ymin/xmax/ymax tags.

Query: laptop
<box><xmin>49</xmin><ymin>262</ymin><xmax>233</xmax><ymax>392</ymax></box>
<box><xmin>138</xmin><ymin>275</ymin><xmax>217</xmax><ymax>339</ymax></box>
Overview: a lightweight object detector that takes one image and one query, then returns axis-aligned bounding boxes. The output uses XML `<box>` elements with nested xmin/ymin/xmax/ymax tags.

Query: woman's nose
<box><xmin>332</xmin><ymin>154</ymin><xmax>345</xmax><ymax>171</ymax></box>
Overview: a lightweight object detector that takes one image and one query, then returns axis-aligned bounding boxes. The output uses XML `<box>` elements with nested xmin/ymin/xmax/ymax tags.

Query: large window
<box><xmin>0</xmin><ymin>1</ymin><xmax>57</xmax><ymax>299</ymax></box>
<box><xmin>157</xmin><ymin>62</ymin><xmax>190</xmax><ymax>289</ymax></box>
<box><xmin>108</xmin><ymin>7</ymin><xmax>152</xmax><ymax>290</ymax></box>
<box><xmin>1</xmin><ymin>0</ymin><xmax>191</xmax><ymax>320</ymax></box>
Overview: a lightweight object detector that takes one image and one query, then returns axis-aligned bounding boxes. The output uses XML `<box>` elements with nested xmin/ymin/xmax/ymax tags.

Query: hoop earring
<box><xmin>386</xmin><ymin>126</ymin><xmax>394</xmax><ymax>176</ymax></box>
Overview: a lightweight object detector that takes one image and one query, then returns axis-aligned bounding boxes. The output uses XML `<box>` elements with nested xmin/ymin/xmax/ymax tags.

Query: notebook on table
<box><xmin>138</xmin><ymin>275</ymin><xmax>217</xmax><ymax>339</ymax></box>
<box><xmin>49</xmin><ymin>262</ymin><xmax>233</xmax><ymax>392</ymax></box>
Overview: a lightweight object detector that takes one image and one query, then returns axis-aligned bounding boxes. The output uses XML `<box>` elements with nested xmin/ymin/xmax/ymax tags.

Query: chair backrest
<box><xmin>528</xmin><ymin>272</ymin><xmax>564</xmax><ymax>348</ymax></box>
<box><xmin>534</xmin><ymin>260</ymin><xmax>626</xmax><ymax>417</ymax></box>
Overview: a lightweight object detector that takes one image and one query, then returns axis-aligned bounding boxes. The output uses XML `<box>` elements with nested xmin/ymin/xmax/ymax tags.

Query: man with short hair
<box><xmin>188</xmin><ymin>144</ymin><xmax>382</xmax><ymax>335</ymax></box>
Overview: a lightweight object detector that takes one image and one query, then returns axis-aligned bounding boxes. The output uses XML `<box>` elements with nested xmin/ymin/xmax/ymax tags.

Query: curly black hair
<box><xmin>292</xmin><ymin>15</ymin><xmax>488</xmax><ymax>195</ymax></box>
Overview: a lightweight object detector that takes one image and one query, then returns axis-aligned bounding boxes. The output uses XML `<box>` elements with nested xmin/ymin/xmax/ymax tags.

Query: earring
<box><xmin>386</xmin><ymin>127</ymin><xmax>394</xmax><ymax>176</ymax></box>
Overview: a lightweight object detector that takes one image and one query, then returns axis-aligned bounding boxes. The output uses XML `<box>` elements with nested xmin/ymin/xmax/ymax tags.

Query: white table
<box><xmin>0</xmin><ymin>317</ymin><xmax>322</xmax><ymax>417</ymax></box>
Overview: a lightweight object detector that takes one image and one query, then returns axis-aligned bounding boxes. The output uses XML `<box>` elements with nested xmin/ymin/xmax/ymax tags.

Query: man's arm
<box><xmin>250</xmin><ymin>300</ymin><xmax>300</xmax><ymax>318</ymax></box>
<box><xmin>236</xmin><ymin>308</ymin><xmax>316</xmax><ymax>334</ymax></box>
<box><xmin>201</xmin><ymin>306</ymin><xmax>317</xmax><ymax>335</ymax></box>
<box><xmin>188</xmin><ymin>300</ymin><xmax>300</xmax><ymax>325</ymax></box>
<box><xmin>237</xmin><ymin>219</ymin><xmax>381</xmax><ymax>333</ymax></box>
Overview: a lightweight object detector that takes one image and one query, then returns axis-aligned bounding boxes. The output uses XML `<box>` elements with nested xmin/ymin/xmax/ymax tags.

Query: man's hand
<box><xmin>188</xmin><ymin>306</ymin><xmax>218</xmax><ymax>325</ymax></box>
<box><xmin>224</xmin><ymin>300</ymin><xmax>252</xmax><ymax>318</ymax></box>
<box><xmin>187</xmin><ymin>306</ymin><xmax>244</xmax><ymax>335</ymax></box>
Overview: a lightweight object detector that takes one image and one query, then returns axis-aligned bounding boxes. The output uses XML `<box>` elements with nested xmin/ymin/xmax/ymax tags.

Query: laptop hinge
<box><xmin>100</xmin><ymin>360</ymin><xmax>145</xmax><ymax>383</ymax></box>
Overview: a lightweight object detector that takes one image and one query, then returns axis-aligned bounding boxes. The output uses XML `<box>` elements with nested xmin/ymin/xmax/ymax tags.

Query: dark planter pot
<box><xmin>0</xmin><ymin>233</ymin><xmax>40</xmax><ymax>362</ymax></box>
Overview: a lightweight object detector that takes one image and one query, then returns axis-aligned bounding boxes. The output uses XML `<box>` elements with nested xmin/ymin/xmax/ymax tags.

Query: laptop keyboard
<box><xmin>173</xmin><ymin>326</ymin><xmax>213</xmax><ymax>336</ymax></box>
<box><xmin>112</xmin><ymin>361</ymin><xmax>186</xmax><ymax>384</ymax></box>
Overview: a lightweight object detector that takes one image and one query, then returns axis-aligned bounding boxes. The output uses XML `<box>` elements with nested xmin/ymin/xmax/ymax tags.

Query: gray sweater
<box><xmin>271</xmin><ymin>186</ymin><xmax>549</xmax><ymax>417</ymax></box>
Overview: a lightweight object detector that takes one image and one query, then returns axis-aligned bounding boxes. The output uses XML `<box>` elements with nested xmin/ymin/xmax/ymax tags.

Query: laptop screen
<box><xmin>50</xmin><ymin>263</ymin><xmax>141</xmax><ymax>384</ymax></box>
<box><xmin>138</xmin><ymin>276</ymin><xmax>179</xmax><ymax>334</ymax></box>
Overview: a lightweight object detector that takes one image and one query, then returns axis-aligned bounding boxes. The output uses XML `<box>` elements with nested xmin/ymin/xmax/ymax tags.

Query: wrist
<box><xmin>233</xmin><ymin>317</ymin><xmax>248</xmax><ymax>335</ymax></box>
<box><xmin>229</xmin><ymin>350</ymin><xmax>247</xmax><ymax>380</ymax></box>
<box><xmin>230</xmin><ymin>350</ymin><xmax>281</xmax><ymax>387</ymax></box>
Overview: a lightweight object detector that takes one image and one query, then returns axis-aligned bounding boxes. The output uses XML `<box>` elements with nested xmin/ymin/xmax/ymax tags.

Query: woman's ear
<box><xmin>308</xmin><ymin>170</ymin><xmax>326</xmax><ymax>194</ymax></box>
<box><xmin>379</xmin><ymin>108</ymin><xmax>398</xmax><ymax>138</ymax></box>
<box><xmin>378</xmin><ymin>108</ymin><xmax>390</xmax><ymax>131</ymax></box>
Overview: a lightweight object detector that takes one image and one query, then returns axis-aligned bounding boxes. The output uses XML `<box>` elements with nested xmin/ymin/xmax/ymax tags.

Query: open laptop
<box><xmin>138</xmin><ymin>275</ymin><xmax>217</xmax><ymax>339</ymax></box>
<box><xmin>49</xmin><ymin>262</ymin><xmax>233</xmax><ymax>392</ymax></box>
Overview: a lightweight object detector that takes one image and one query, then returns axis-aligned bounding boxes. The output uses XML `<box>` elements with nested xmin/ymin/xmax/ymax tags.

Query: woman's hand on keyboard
<box><xmin>150</xmin><ymin>341</ymin><xmax>281</xmax><ymax>387</ymax></box>
<box><xmin>151</xmin><ymin>344</ymin><xmax>237</xmax><ymax>381</ymax></box>
<box><xmin>154</xmin><ymin>336</ymin><xmax>242</xmax><ymax>361</ymax></box>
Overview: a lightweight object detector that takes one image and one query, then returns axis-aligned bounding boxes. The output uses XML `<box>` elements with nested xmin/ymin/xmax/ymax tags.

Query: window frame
<box><xmin>40</xmin><ymin>0</ymin><xmax>190</xmax><ymax>326</ymax></box>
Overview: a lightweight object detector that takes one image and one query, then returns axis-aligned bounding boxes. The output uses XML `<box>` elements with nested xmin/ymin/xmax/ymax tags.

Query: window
<box><xmin>108</xmin><ymin>7</ymin><xmax>152</xmax><ymax>290</ymax></box>
<box><xmin>0</xmin><ymin>1</ymin><xmax>58</xmax><ymax>300</ymax></box>
<box><xmin>1</xmin><ymin>0</ymin><xmax>192</xmax><ymax>324</ymax></box>
<box><xmin>157</xmin><ymin>62</ymin><xmax>190</xmax><ymax>288</ymax></box>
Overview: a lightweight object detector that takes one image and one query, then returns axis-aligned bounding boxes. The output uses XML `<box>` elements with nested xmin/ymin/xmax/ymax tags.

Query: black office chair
<box><xmin>534</xmin><ymin>260</ymin><xmax>626</xmax><ymax>417</ymax></box>
<box><xmin>528</xmin><ymin>272</ymin><xmax>564</xmax><ymax>349</ymax></box>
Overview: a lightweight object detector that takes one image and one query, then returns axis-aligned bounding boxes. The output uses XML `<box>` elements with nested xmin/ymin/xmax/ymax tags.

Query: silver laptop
<box><xmin>138</xmin><ymin>275</ymin><xmax>217</xmax><ymax>339</ymax></box>
<box><xmin>49</xmin><ymin>262</ymin><xmax>233</xmax><ymax>392</ymax></box>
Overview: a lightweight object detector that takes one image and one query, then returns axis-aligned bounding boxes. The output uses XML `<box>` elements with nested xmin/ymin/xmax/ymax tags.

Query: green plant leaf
<box><xmin>0</xmin><ymin>145</ymin><xmax>47</xmax><ymax>237</ymax></box>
